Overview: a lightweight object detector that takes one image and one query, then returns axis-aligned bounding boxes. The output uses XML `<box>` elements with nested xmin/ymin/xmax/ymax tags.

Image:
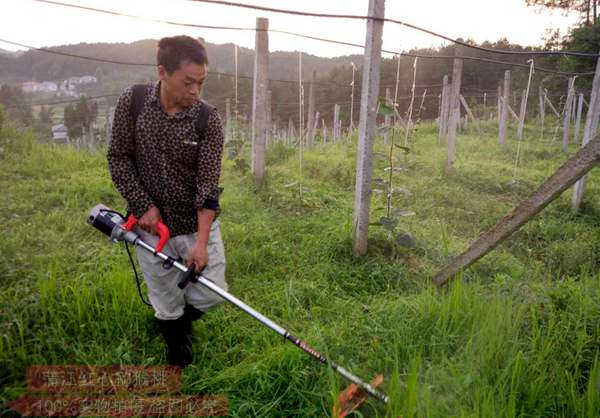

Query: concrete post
<box><xmin>446</xmin><ymin>50</ymin><xmax>463</xmax><ymax>170</ymax></box>
<box><xmin>251</xmin><ymin>17</ymin><xmax>269</xmax><ymax>185</ymax></box>
<box><xmin>572</xmin><ymin>53</ymin><xmax>600</xmax><ymax>210</ymax></box>
<box><xmin>333</xmin><ymin>104</ymin><xmax>340</xmax><ymax>143</ymax></box>
<box><xmin>352</xmin><ymin>0</ymin><xmax>385</xmax><ymax>256</ymax></box>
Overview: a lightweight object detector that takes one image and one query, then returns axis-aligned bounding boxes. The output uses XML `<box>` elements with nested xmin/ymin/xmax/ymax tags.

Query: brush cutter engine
<box><xmin>87</xmin><ymin>203</ymin><xmax>170</xmax><ymax>252</ymax></box>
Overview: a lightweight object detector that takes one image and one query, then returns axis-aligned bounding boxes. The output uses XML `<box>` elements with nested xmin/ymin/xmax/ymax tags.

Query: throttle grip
<box><xmin>122</xmin><ymin>215</ymin><xmax>171</xmax><ymax>252</ymax></box>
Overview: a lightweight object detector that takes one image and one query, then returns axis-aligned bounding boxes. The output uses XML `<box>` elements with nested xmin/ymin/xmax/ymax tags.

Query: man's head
<box><xmin>157</xmin><ymin>35</ymin><xmax>208</xmax><ymax>108</ymax></box>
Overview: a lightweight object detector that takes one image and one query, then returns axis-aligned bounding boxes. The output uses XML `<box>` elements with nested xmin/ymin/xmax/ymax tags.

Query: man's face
<box><xmin>158</xmin><ymin>60</ymin><xmax>207</xmax><ymax>108</ymax></box>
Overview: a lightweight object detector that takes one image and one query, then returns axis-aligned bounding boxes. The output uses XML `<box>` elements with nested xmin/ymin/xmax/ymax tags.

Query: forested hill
<box><xmin>0</xmin><ymin>34</ymin><xmax>596</xmax><ymax>124</ymax></box>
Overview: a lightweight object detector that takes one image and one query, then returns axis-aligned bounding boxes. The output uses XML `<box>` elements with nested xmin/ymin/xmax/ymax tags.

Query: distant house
<box><xmin>22</xmin><ymin>81</ymin><xmax>58</xmax><ymax>93</ymax></box>
<box><xmin>78</xmin><ymin>75</ymin><xmax>97</xmax><ymax>84</ymax></box>
<box><xmin>59</xmin><ymin>80</ymin><xmax>78</xmax><ymax>97</ymax></box>
<box><xmin>52</xmin><ymin>123</ymin><xmax>69</xmax><ymax>142</ymax></box>
<box><xmin>22</xmin><ymin>81</ymin><xmax>40</xmax><ymax>93</ymax></box>
<box><xmin>40</xmin><ymin>81</ymin><xmax>58</xmax><ymax>92</ymax></box>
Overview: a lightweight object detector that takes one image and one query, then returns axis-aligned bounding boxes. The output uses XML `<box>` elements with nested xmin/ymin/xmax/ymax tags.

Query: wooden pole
<box><xmin>572</xmin><ymin>53</ymin><xmax>600</xmax><ymax>210</ymax></box>
<box><xmin>562</xmin><ymin>76</ymin><xmax>576</xmax><ymax>154</ymax></box>
<box><xmin>538</xmin><ymin>86</ymin><xmax>545</xmax><ymax>124</ymax></box>
<box><xmin>350</xmin><ymin>62</ymin><xmax>357</xmax><ymax>133</ymax></box>
<box><xmin>497</xmin><ymin>85</ymin><xmax>502</xmax><ymax>122</ymax></box>
<box><xmin>333</xmin><ymin>103</ymin><xmax>340</xmax><ymax>143</ymax></box>
<box><xmin>266</xmin><ymin>90</ymin><xmax>272</xmax><ymax>147</ymax></box>
<box><xmin>517</xmin><ymin>60</ymin><xmax>534</xmax><ymax>140</ymax></box>
<box><xmin>544</xmin><ymin>94</ymin><xmax>560</xmax><ymax>118</ymax></box>
<box><xmin>574</xmin><ymin>92</ymin><xmax>584</xmax><ymax>145</ymax></box>
<box><xmin>384</xmin><ymin>87</ymin><xmax>391</xmax><ymax>145</ymax></box>
<box><xmin>225</xmin><ymin>98</ymin><xmax>232</xmax><ymax>142</ymax></box>
<box><xmin>498</xmin><ymin>70</ymin><xmax>510</xmax><ymax>145</ymax></box>
<box><xmin>287</xmin><ymin>118</ymin><xmax>294</xmax><ymax>144</ymax></box>
<box><xmin>483</xmin><ymin>92</ymin><xmax>487</xmax><ymax>120</ymax></box>
<box><xmin>234</xmin><ymin>45</ymin><xmax>238</xmax><ymax>123</ymax></box>
<box><xmin>306</xmin><ymin>70</ymin><xmax>316</xmax><ymax>147</ymax></box>
<box><xmin>459</xmin><ymin>94</ymin><xmax>481</xmax><ymax>135</ymax></box>
<box><xmin>446</xmin><ymin>50</ymin><xmax>463</xmax><ymax>170</ymax></box>
<box><xmin>251</xmin><ymin>17</ymin><xmax>269</xmax><ymax>185</ymax></box>
<box><xmin>433</xmin><ymin>134</ymin><xmax>600</xmax><ymax>286</ymax></box>
<box><xmin>393</xmin><ymin>53</ymin><xmax>401</xmax><ymax>112</ymax></box>
<box><xmin>310</xmin><ymin>111</ymin><xmax>320</xmax><ymax>145</ymax></box>
<box><xmin>352</xmin><ymin>0</ymin><xmax>385</xmax><ymax>256</ymax></box>
<box><xmin>404</xmin><ymin>56</ymin><xmax>418</xmax><ymax>147</ymax></box>
<box><xmin>438</xmin><ymin>74</ymin><xmax>449</xmax><ymax>143</ymax></box>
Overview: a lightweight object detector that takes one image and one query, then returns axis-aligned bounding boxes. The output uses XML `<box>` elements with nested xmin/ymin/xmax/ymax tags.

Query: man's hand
<box><xmin>186</xmin><ymin>241</ymin><xmax>209</xmax><ymax>273</ymax></box>
<box><xmin>139</xmin><ymin>205</ymin><xmax>162</xmax><ymax>235</ymax></box>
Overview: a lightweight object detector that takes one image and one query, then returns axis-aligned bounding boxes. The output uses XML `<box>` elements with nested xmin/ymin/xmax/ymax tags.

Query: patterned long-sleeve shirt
<box><xmin>107</xmin><ymin>82</ymin><xmax>224</xmax><ymax>237</ymax></box>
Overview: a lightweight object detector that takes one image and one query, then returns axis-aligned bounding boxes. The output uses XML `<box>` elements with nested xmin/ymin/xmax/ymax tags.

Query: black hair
<box><xmin>157</xmin><ymin>35</ymin><xmax>208</xmax><ymax>74</ymax></box>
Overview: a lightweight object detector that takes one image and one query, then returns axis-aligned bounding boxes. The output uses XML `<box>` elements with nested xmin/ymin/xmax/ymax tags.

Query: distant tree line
<box><xmin>1</xmin><ymin>17</ymin><xmax>599</xmax><ymax>133</ymax></box>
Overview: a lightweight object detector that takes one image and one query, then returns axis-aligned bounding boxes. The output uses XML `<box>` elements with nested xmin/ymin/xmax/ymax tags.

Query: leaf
<box><xmin>395</xmin><ymin>231</ymin><xmax>417</xmax><ymax>248</ymax></box>
<box><xmin>379</xmin><ymin>217</ymin><xmax>397</xmax><ymax>232</ymax></box>
<box><xmin>284</xmin><ymin>182</ymin><xmax>298</xmax><ymax>188</ymax></box>
<box><xmin>394</xmin><ymin>209</ymin><xmax>416</xmax><ymax>217</ymax></box>
<box><xmin>394</xmin><ymin>145</ymin><xmax>410</xmax><ymax>154</ymax></box>
<box><xmin>383</xmin><ymin>167</ymin><xmax>405</xmax><ymax>172</ymax></box>
<box><xmin>377</xmin><ymin>97</ymin><xmax>395</xmax><ymax>116</ymax></box>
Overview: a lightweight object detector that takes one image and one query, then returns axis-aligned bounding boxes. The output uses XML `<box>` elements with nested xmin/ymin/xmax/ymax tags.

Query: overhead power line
<box><xmin>189</xmin><ymin>0</ymin><xmax>600</xmax><ymax>58</ymax></box>
<box><xmin>25</xmin><ymin>0</ymin><xmax>595</xmax><ymax>76</ymax></box>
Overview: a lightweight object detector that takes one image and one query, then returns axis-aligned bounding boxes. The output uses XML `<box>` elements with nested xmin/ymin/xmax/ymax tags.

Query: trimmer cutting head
<box><xmin>334</xmin><ymin>374</ymin><xmax>385</xmax><ymax>418</ymax></box>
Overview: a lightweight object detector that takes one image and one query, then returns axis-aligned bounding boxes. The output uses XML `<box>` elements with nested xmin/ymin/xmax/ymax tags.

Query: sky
<box><xmin>0</xmin><ymin>0</ymin><xmax>581</xmax><ymax>58</ymax></box>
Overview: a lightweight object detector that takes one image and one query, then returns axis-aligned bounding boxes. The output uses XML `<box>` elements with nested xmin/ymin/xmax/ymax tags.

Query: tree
<box><xmin>64</xmin><ymin>104</ymin><xmax>82</xmax><ymax>139</ymax></box>
<box><xmin>0</xmin><ymin>84</ymin><xmax>33</xmax><ymax>127</ymax></box>
<box><xmin>38</xmin><ymin>106</ymin><xmax>53</xmax><ymax>125</ymax></box>
<box><xmin>0</xmin><ymin>104</ymin><xmax>5</xmax><ymax>132</ymax></box>
<box><xmin>525</xmin><ymin>0</ymin><xmax>598</xmax><ymax>25</ymax></box>
<box><xmin>64</xmin><ymin>97</ymin><xmax>98</xmax><ymax>139</ymax></box>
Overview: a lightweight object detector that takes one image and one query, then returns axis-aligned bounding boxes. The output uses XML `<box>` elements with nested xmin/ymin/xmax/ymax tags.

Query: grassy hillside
<box><xmin>2</xmin><ymin>120</ymin><xmax>600</xmax><ymax>417</ymax></box>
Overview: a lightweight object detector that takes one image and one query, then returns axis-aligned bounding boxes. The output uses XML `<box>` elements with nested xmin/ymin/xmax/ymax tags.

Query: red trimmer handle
<box><xmin>122</xmin><ymin>215</ymin><xmax>171</xmax><ymax>252</ymax></box>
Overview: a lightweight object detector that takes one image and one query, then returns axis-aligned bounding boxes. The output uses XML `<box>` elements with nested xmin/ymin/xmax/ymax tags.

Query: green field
<box><xmin>2</xmin><ymin>119</ymin><xmax>600</xmax><ymax>417</ymax></box>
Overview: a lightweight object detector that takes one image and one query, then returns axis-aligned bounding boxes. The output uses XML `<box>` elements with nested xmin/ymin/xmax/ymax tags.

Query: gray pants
<box><xmin>135</xmin><ymin>220</ymin><xmax>227</xmax><ymax>320</ymax></box>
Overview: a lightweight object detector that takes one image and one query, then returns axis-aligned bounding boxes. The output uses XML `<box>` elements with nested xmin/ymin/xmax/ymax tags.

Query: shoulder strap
<box><xmin>195</xmin><ymin>100</ymin><xmax>216</xmax><ymax>138</ymax></box>
<box><xmin>130</xmin><ymin>84</ymin><xmax>150</xmax><ymax>126</ymax></box>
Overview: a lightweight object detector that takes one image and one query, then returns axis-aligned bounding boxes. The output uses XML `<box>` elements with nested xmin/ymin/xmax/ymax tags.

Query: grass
<box><xmin>1</xmin><ymin>117</ymin><xmax>600</xmax><ymax>417</ymax></box>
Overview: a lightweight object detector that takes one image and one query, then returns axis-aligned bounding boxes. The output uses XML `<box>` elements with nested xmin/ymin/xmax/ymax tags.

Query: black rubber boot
<box><xmin>157</xmin><ymin>316</ymin><xmax>193</xmax><ymax>368</ymax></box>
<box><xmin>183</xmin><ymin>304</ymin><xmax>205</xmax><ymax>322</ymax></box>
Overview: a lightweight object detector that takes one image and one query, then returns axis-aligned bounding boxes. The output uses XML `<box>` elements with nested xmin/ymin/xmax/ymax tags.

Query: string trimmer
<box><xmin>87</xmin><ymin>203</ymin><xmax>388</xmax><ymax>413</ymax></box>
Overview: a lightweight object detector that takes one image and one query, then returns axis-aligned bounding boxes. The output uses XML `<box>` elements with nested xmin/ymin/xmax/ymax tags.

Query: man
<box><xmin>107</xmin><ymin>35</ymin><xmax>227</xmax><ymax>367</ymax></box>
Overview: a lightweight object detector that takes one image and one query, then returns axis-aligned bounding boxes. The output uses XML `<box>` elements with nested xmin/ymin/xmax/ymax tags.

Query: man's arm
<box><xmin>107</xmin><ymin>87</ymin><xmax>160</xmax><ymax>233</ymax></box>
<box><xmin>186</xmin><ymin>109</ymin><xmax>224</xmax><ymax>272</ymax></box>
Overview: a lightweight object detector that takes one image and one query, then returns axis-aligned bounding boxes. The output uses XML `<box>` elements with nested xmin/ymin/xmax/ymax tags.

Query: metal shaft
<box><xmin>133</xmin><ymin>235</ymin><xmax>389</xmax><ymax>403</ymax></box>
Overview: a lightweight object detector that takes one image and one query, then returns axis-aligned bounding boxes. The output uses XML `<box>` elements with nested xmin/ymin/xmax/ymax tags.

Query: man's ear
<box><xmin>157</xmin><ymin>65</ymin><xmax>168</xmax><ymax>81</ymax></box>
